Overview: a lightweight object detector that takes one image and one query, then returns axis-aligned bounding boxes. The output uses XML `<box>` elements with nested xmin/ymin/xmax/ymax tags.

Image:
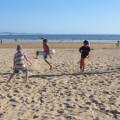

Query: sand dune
<box><xmin>0</xmin><ymin>48</ymin><xmax>120</xmax><ymax>120</ymax></box>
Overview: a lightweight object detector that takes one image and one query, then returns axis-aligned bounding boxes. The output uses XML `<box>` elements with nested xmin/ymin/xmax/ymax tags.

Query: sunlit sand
<box><xmin>0</xmin><ymin>42</ymin><xmax>120</xmax><ymax>120</ymax></box>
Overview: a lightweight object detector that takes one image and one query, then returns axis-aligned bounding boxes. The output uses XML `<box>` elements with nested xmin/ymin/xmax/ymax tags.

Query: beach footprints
<box><xmin>0</xmin><ymin>48</ymin><xmax>120</xmax><ymax>120</ymax></box>
<box><xmin>30</xmin><ymin>58</ymin><xmax>52</xmax><ymax>73</ymax></box>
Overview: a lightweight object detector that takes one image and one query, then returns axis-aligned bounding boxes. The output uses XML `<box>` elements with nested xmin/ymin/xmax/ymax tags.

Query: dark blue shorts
<box><xmin>44</xmin><ymin>52</ymin><xmax>49</xmax><ymax>59</ymax></box>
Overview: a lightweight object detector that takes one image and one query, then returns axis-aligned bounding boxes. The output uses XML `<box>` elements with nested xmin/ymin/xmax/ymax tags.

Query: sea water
<box><xmin>0</xmin><ymin>34</ymin><xmax>120</xmax><ymax>42</ymax></box>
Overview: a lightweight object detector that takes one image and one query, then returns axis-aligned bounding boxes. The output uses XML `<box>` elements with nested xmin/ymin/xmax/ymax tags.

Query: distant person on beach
<box><xmin>8</xmin><ymin>45</ymin><xmax>32</xmax><ymax>82</ymax></box>
<box><xmin>79</xmin><ymin>40</ymin><xmax>90</xmax><ymax>72</ymax></box>
<box><xmin>36</xmin><ymin>38</ymin><xmax>52</xmax><ymax>70</ymax></box>
<box><xmin>14</xmin><ymin>39</ymin><xmax>17</xmax><ymax>42</ymax></box>
<box><xmin>1</xmin><ymin>40</ymin><xmax>2</xmax><ymax>45</ymax></box>
<box><xmin>116</xmin><ymin>40</ymin><xmax>120</xmax><ymax>48</ymax></box>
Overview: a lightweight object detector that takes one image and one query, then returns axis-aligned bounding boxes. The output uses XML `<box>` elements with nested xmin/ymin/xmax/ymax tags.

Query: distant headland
<box><xmin>0</xmin><ymin>32</ymin><xmax>44</xmax><ymax>35</ymax></box>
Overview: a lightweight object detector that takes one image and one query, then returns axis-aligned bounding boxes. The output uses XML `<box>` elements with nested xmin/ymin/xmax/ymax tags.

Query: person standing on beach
<box><xmin>1</xmin><ymin>40</ymin><xmax>2</xmax><ymax>45</ymax></box>
<box><xmin>79</xmin><ymin>40</ymin><xmax>90</xmax><ymax>72</ymax></box>
<box><xmin>7</xmin><ymin>45</ymin><xmax>32</xmax><ymax>82</ymax></box>
<box><xmin>116</xmin><ymin>40</ymin><xmax>120</xmax><ymax>48</ymax></box>
<box><xmin>14</xmin><ymin>38</ymin><xmax>17</xmax><ymax>42</ymax></box>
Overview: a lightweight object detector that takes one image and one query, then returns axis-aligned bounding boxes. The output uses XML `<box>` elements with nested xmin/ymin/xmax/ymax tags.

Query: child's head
<box><xmin>16</xmin><ymin>45</ymin><xmax>22</xmax><ymax>51</ymax></box>
<box><xmin>83</xmin><ymin>40</ymin><xmax>89</xmax><ymax>46</ymax></box>
<box><xmin>43</xmin><ymin>39</ymin><xmax>47</xmax><ymax>44</ymax></box>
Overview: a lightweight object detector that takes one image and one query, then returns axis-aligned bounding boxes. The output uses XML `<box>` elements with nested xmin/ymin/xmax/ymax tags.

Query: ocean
<box><xmin>0</xmin><ymin>34</ymin><xmax>120</xmax><ymax>42</ymax></box>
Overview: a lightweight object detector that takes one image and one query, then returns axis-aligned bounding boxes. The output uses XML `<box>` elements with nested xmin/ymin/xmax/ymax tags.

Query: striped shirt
<box><xmin>14</xmin><ymin>51</ymin><xmax>26</xmax><ymax>69</ymax></box>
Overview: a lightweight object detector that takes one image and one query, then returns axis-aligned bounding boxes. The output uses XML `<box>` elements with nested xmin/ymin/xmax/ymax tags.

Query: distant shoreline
<box><xmin>0</xmin><ymin>34</ymin><xmax>120</xmax><ymax>41</ymax></box>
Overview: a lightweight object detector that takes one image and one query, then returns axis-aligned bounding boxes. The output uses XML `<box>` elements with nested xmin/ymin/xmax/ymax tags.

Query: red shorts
<box><xmin>80</xmin><ymin>58</ymin><xmax>85</xmax><ymax>65</ymax></box>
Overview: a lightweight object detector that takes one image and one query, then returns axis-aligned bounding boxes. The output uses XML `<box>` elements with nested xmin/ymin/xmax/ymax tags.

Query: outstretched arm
<box><xmin>24</xmin><ymin>55</ymin><xmax>32</xmax><ymax>65</ymax></box>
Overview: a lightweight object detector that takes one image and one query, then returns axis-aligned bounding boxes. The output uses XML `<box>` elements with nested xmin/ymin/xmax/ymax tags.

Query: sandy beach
<box><xmin>0</xmin><ymin>42</ymin><xmax>120</xmax><ymax>120</ymax></box>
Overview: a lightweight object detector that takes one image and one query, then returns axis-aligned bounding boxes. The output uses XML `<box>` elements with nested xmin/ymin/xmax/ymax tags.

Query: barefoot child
<box><xmin>43</xmin><ymin>39</ymin><xmax>52</xmax><ymax>70</ymax></box>
<box><xmin>8</xmin><ymin>45</ymin><xmax>31</xmax><ymax>82</ymax></box>
<box><xmin>79</xmin><ymin>40</ymin><xmax>90</xmax><ymax>72</ymax></box>
<box><xmin>36</xmin><ymin>38</ymin><xmax>52</xmax><ymax>70</ymax></box>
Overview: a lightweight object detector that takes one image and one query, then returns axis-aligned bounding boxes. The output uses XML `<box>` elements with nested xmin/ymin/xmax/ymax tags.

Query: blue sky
<box><xmin>0</xmin><ymin>0</ymin><xmax>120</xmax><ymax>34</ymax></box>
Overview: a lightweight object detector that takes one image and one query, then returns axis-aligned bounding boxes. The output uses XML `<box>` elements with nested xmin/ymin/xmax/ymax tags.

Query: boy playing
<box><xmin>36</xmin><ymin>38</ymin><xmax>52</xmax><ymax>70</ymax></box>
<box><xmin>79</xmin><ymin>40</ymin><xmax>90</xmax><ymax>72</ymax></box>
<box><xmin>43</xmin><ymin>39</ymin><xmax>52</xmax><ymax>70</ymax></box>
<box><xmin>7</xmin><ymin>45</ymin><xmax>31</xmax><ymax>82</ymax></box>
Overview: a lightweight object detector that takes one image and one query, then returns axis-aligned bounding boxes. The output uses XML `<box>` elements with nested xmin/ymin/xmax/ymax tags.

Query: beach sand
<box><xmin>0</xmin><ymin>42</ymin><xmax>120</xmax><ymax>120</ymax></box>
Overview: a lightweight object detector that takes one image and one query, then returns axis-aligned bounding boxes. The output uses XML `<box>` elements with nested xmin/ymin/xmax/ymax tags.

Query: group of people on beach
<box><xmin>8</xmin><ymin>39</ymin><xmax>91</xmax><ymax>82</ymax></box>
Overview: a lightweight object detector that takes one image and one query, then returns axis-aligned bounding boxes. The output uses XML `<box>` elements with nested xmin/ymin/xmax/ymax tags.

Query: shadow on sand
<box><xmin>29</xmin><ymin>67</ymin><xmax>120</xmax><ymax>78</ymax></box>
<box><xmin>0</xmin><ymin>72</ymin><xmax>11</xmax><ymax>75</ymax></box>
<box><xmin>0</xmin><ymin>67</ymin><xmax>119</xmax><ymax>79</ymax></box>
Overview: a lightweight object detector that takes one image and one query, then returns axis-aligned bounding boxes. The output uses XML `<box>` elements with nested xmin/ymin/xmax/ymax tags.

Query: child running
<box><xmin>79</xmin><ymin>40</ymin><xmax>90</xmax><ymax>72</ymax></box>
<box><xmin>7</xmin><ymin>45</ymin><xmax>31</xmax><ymax>82</ymax></box>
<box><xmin>42</xmin><ymin>39</ymin><xmax>52</xmax><ymax>70</ymax></box>
<box><xmin>36</xmin><ymin>38</ymin><xmax>52</xmax><ymax>70</ymax></box>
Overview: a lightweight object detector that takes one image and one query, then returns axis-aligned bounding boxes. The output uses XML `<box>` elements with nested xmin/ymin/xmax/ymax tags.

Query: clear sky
<box><xmin>0</xmin><ymin>0</ymin><xmax>120</xmax><ymax>34</ymax></box>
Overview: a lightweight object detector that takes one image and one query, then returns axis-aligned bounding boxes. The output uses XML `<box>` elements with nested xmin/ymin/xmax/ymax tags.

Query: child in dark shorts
<box><xmin>43</xmin><ymin>39</ymin><xmax>52</xmax><ymax>70</ymax></box>
<box><xmin>79</xmin><ymin>40</ymin><xmax>90</xmax><ymax>72</ymax></box>
<box><xmin>35</xmin><ymin>39</ymin><xmax>52</xmax><ymax>70</ymax></box>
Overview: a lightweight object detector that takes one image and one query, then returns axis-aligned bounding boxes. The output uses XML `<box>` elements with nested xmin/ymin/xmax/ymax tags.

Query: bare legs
<box><xmin>44</xmin><ymin>58</ymin><xmax>52</xmax><ymax>70</ymax></box>
<box><xmin>25</xmin><ymin>71</ymin><xmax>28</xmax><ymax>82</ymax></box>
<box><xmin>80</xmin><ymin>58</ymin><xmax>85</xmax><ymax>72</ymax></box>
<box><xmin>80</xmin><ymin>63</ymin><xmax>85</xmax><ymax>72</ymax></box>
<box><xmin>7</xmin><ymin>71</ymin><xmax>16</xmax><ymax>83</ymax></box>
<box><xmin>35</xmin><ymin>51</ymin><xmax>39</xmax><ymax>59</ymax></box>
<box><xmin>7</xmin><ymin>70</ymin><xmax>28</xmax><ymax>83</ymax></box>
